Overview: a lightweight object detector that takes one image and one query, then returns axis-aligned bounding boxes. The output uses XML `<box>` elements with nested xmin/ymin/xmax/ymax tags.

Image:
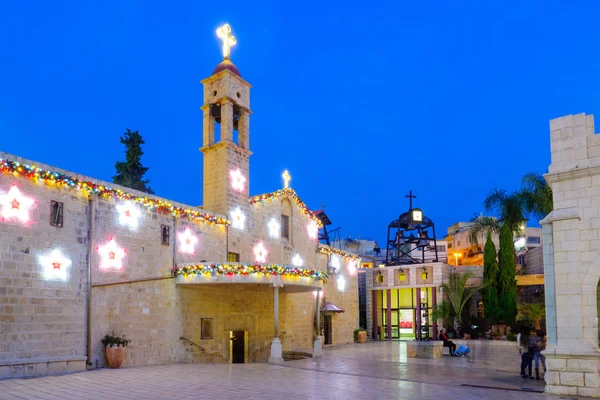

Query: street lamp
<box><xmin>453</xmin><ymin>252</ymin><xmax>462</xmax><ymax>266</ymax></box>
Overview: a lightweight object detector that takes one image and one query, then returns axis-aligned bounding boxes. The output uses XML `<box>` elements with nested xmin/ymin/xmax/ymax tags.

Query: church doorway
<box><xmin>229</xmin><ymin>331</ymin><xmax>248</xmax><ymax>363</ymax></box>
<box><xmin>324</xmin><ymin>315</ymin><xmax>333</xmax><ymax>345</ymax></box>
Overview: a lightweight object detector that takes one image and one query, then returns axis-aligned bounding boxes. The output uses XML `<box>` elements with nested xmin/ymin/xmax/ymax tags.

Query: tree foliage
<box><xmin>519</xmin><ymin>172</ymin><xmax>553</xmax><ymax>221</ymax></box>
<box><xmin>439</xmin><ymin>272</ymin><xmax>485</xmax><ymax>332</ymax></box>
<box><xmin>113</xmin><ymin>128</ymin><xmax>154</xmax><ymax>194</ymax></box>
<box><xmin>482</xmin><ymin>232</ymin><xmax>500</xmax><ymax>324</ymax></box>
<box><xmin>468</xmin><ymin>216</ymin><xmax>501</xmax><ymax>245</ymax></box>
<box><xmin>497</xmin><ymin>224</ymin><xmax>517</xmax><ymax>324</ymax></box>
<box><xmin>484</xmin><ymin>188</ymin><xmax>526</xmax><ymax>237</ymax></box>
<box><xmin>517</xmin><ymin>302</ymin><xmax>546</xmax><ymax>330</ymax></box>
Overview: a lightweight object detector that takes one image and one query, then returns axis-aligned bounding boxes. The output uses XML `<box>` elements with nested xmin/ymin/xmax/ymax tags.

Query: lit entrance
<box><xmin>379</xmin><ymin>288</ymin><xmax>434</xmax><ymax>339</ymax></box>
<box><xmin>229</xmin><ymin>331</ymin><xmax>248</xmax><ymax>363</ymax></box>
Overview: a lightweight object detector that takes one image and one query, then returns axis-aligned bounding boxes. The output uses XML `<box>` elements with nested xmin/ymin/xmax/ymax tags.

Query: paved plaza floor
<box><xmin>0</xmin><ymin>342</ymin><xmax>566</xmax><ymax>400</ymax></box>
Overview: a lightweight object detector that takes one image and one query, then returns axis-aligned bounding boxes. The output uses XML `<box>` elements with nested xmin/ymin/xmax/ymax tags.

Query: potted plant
<box><xmin>492</xmin><ymin>332</ymin><xmax>500</xmax><ymax>340</ymax></box>
<box><xmin>102</xmin><ymin>334</ymin><xmax>130</xmax><ymax>368</ymax></box>
<box><xmin>354</xmin><ymin>328</ymin><xmax>367</xmax><ymax>343</ymax></box>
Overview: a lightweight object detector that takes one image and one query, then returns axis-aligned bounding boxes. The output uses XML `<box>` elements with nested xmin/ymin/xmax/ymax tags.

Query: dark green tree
<box><xmin>113</xmin><ymin>128</ymin><xmax>154</xmax><ymax>194</ymax></box>
<box><xmin>482</xmin><ymin>232</ymin><xmax>500</xmax><ymax>324</ymax></box>
<box><xmin>497</xmin><ymin>224</ymin><xmax>517</xmax><ymax>324</ymax></box>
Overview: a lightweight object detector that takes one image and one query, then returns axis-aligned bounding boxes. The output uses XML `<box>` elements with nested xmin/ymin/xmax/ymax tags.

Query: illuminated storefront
<box><xmin>376</xmin><ymin>287</ymin><xmax>435</xmax><ymax>340</ymax></box>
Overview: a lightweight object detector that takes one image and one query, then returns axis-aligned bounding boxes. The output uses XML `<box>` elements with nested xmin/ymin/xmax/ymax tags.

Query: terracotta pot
<box><xmin>358</xmin><ymin>331</ymin><xmax>367</xmax><ymax>343</ymax></box>
<box><xmin>105</xmin><ymin>345</ymin><xmax>126</xmax><ymax>368</ymax></box>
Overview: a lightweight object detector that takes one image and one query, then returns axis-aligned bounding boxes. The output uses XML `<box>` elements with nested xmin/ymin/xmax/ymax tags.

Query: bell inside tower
<box><xmin>210</xmin><ymin>102</ymin><xmax>241</xmax><ymax>145</ymax></box>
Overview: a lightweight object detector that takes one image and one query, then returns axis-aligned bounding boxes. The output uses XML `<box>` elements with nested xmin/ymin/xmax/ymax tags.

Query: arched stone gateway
<box><xmin>544</xmin><ymin>113</ymin><xmax>600</xmax><ymax>397</ymax></box>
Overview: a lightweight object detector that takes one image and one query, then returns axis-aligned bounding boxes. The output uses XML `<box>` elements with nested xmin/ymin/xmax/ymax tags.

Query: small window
<box><xmin>457</xmin><ymin>241</ymin><xmax>461</xmax><ymax>246</ymax></box>
<box><xmin>201</xmin><ymin>318</ymin><xmax>213</xmax><ymax>339</ymax></box>
<box><xmin>527</xmin><ymin>236</ymin><xmax>541</xmax><ymax>244</ymax></box>
<box><xmin>228</xmin><ymin>252</ymin><xmax>240</xmax><ymax>262</ymax></box>
<box><xmin>161</xmin><ymin>225</ymin><xmax>170</xmax><ymax>245</ymax></box>
<box><xmin>281</xmin><ymin>214</ymin><xmax>290</xmax><ymax>240</ymax></box>
<box><xmin>50</xmin><ymin>201</ymin><xmax>64</xmax><ymax>227</ymax></box>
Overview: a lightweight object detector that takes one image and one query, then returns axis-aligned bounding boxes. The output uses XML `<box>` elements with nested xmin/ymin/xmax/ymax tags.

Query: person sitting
<box><xmin>439</xmin><ymin>328</ymin><xmax>457</xmax><ymax>356</ymax></box>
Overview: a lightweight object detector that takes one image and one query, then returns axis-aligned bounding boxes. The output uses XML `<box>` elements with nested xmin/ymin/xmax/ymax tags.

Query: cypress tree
<box><xmin>483</xmin><ymin>232</ymin><xmax>499</xmax><ymax>324</ymax></box>
<box><xmin>113</xmin><ymin>128</ymin><xmax>154</xmax><ymax>194</ymax></box>
<box><xmin>497</xmin><ymin>224</ymin><xmax>517</xmax><ymax>324</ymax></box>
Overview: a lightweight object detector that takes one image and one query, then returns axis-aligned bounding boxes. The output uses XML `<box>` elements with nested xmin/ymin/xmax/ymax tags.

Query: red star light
<box><xmin>0</xmin><ymin>186</ymin><xmax>34</xmax><ymax>223</ymax></box>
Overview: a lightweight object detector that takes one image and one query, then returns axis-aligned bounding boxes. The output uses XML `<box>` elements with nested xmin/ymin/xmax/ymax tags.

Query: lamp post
<box><xmin>453</xmin><ymin>252</ymin><xmax>461</xmax><ymax>266</ymax></box>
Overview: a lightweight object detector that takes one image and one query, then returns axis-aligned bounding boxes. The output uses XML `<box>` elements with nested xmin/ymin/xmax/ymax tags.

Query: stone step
<box><xmin>282</xmin><ymin>351</ymin><xmax>313</xmax><ymax>361</ymax></box>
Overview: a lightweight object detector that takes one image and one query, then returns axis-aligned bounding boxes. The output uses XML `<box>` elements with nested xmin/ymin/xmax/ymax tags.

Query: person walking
<box><xmin>532</xmin><ymin>330</ymin><xmax>547</xmax><ymax>380</ymax></box>
<box><xmin>518</xmin><ymin>329</ymin><xmax>534</xmax><ymax>379</ymax></box>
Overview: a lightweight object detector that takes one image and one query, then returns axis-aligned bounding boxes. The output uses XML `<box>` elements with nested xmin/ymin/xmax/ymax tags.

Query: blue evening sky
<box><xmin>1</xmin><ymin>1</ymin><xmax>599</xmax><ymax>246</ymax></box>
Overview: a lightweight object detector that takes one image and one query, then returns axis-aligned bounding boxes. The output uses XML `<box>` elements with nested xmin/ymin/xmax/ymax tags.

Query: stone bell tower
<box><xmin>200</xmin><ymin>24</ymin><xmax>252</xmax><ymax>217</ymax></box>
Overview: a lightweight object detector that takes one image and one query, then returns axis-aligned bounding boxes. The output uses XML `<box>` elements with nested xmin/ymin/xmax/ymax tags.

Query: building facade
<box><xmin>0</xmin><ymin>44</ymin><xmax>359</xmax><ymax>378</ymax></box>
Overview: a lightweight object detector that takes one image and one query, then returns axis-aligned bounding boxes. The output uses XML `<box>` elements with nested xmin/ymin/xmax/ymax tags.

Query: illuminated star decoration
<box><xmin>347</xmin><ymin>260</ymin><xmax>357</xmax><ymax>276</ymax></box>
<box><xmin>330</xmin><ymin>255</ymin><xmax>341</xmax><ymax>271</ymax></box>
<box><xmin>337</xmin><ymin>276</ymin><xmax>346</xmax><ymax>292</ymax></box>
<box><xmin>0</xmin><ymin>186</ymin><xmax>34</xmax><ymax>223</ymax></box>
<box><xmin>39</xmin><ymin>249</ymin><xmax>71</xmax><ymax>281</ymax></box>
<box><xmin>98</xmin><ymin>238</ymin><xmax>126</xmax><ymax>270</ymax></box>
<box><xmin>229</xmin><ymin>168</ymin><xmax>246</xmax><ymax>193</ymax></box>
<box><xmin>178</xmin><ymin>227</ymin><xmax>199</xmax><ymax>255</ymax></box>
<box><xmin>229</xmin><ymin>207</ymin><xmax>246</xmax><ymax>230</ymax></box>
<box><xmin>268</xmin><ymin>217</ymin><xmax>280</xmax><ymax>238</ymax></box>
<box><xmin>116</xmin><ymin>201</ymin><xmax>141</xmax><ymax>229</ymax></box>
<box><xmin>292</xmin><ymin>254</ymin><xmax>303</xmax><ymax>267</ymax></box>
<box><xmin>254</xmin><ymin>242</ymin><xmax>268</xmax><ymax>263</ymax></box>
<box><xmin>307</xmin><ymin>220</ymin><xmax>318</xmax><ymax>240</ymax></box>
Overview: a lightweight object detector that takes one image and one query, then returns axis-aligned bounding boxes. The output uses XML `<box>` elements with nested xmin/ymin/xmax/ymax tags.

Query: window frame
<box><xmin>201</xmin><ymin>318</ymin><xmax>214</xmax><ymax>340</ymax></box>
<box><xmin>227</xmin><ymin>252</ymin><xmax>240</xmax><ymax>262</ymax></box>
<box><xmin>50</xmin><ymin>200</ymin><xmax>64</xmax><ymax>227</ymax></box>
<box><xmin>281</xmin><ymin>214</ymin><xmax>290</xmax><ymax>240</ymax></box>
<box><xmin>161</xmin><ymin>225</ymin><xmax>170</xmax><ymax>246</ymax></box>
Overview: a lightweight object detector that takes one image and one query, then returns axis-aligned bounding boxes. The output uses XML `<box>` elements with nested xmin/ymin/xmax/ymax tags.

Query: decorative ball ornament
<box><xmin>268</xmin><ymin>217</ymin><xmax>280</xmax><ymax>238</ymax></box>
<box><xmin>178</xmin><ymin>227</ymin><xmax>199</xmax><ymax>254</ymax></box>
<box><xmin>421</xmin><ymin>268</ymin><xmax>429</xmax><ymax>280</ymax></box>
<box><xmin>0</xmin><ymin>185</ymin><xmax>34</xmax><ymax>223</ymax></box>
<box><xmin>116</xmin><ymin>201</ymin><xmax>141</xmax><ymax>229</ymax></box>
<box><xmin>98</xmin><ymin>238</ymin><xmax>126</xmax><ymax>270</ymax></box>
<box><xmin>398</xmin><ymin>270</ymin><xmax>407</xmax><ymax>282</ymax></box>
<box><xmin>39</xmin><ymin>249</ymin><xmax>71</xmax><ymax>281</ymax></box>
<box><xmin>292</xmin><ymin>254</ymin><xmax>303</xmax><ymax>267</ymax></box>
<box><xmin>229</xmin><ymin>168</ymin><xmax>246</xmax><ymax>192</ymax></box>
<box><xmin>253</xmin><ymin>242</ymin><xmax>268</xmax><ymax>263</ymax></box>
<box><xmin>229</xmin><ymin>207</ymin><xmax>246</xmax><ymax>230</ymax></box>
<box><xmin>307</xmin><ymin>220</ymin><xmax>319</xmax><ymax>240</ymax></box>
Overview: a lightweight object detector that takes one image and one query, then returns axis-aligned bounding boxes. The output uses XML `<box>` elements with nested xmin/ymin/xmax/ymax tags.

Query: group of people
<box><xmin>517</xmin><ymin>328</ymin><xmax>547</xmax><ymax>380</ymax></box>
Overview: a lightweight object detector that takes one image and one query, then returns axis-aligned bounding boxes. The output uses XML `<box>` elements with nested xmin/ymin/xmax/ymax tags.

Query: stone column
<box><xmin>269</xmin><ymin>285</ymin><xmax>284</xmax><ymax>363</ymax></box>
<box><xmin>416</xmin><ymin>288</ymin><xmax>422</xmax><ymax>341</ymax></box>
<box><xmin>372</xmin><ymin>290</ymin><xmax>379</xmax><ymax>340</ymax></box>
<box><xmin>386</xmin><ymin>289</ymin><xmax>392</xmax><ymax>339</ymax></box>
<box><xmin>432</xmin><ymin>287</ymin><xmax>437</xmax><ymax>339</ymax></box>
<box><xmin>313</xmin><ymin>290</ymin><xmax>323</xmax><ymax>357</ymax></box>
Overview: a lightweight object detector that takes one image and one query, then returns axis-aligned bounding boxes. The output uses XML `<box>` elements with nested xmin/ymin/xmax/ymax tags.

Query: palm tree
<box><xmin>484</xmin><ymin>188</ymin><xmax>527</xmax><ymax>237</ymax></box>
<box><xmin>438</xmin><ymin>272</ymin><xmax>485</xmax><ymax>333</ymax></box>
<box><xmin>468</xmin><ymin>216</ymin><xmax>501</xmax><ymax>245</ymax></box>
<box><xmin>517</xmin><ymin>302</ymin><xmax>546</xmax><ymax>330</ymax></box>
<box><xmin>519</xmin><ymin>172</ymin><xmax>553</xmax><ymax>221</ymax></box>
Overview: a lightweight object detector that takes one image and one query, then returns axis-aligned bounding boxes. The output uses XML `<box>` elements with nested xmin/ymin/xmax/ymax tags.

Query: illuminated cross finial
<box><xmin>216</xmin><ymin>24</ymin><xmax>236</xmax><ymax>59</ymax></box>
<box><xmin>282</xmin><ymin>170</ymin><xmax>291</xmax><ymax>188</ymax></box>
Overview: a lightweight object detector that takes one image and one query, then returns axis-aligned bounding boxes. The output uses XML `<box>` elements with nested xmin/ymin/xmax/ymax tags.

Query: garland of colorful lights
<box><xmin>318</xmin><ymin>246</ymin><xmax>361</xmax><ymax>263</ymax></box>
<box><xmin>173</xmin><ymin>263</ymin><xmax>328</xmax><ymax>283</ymax></box>
<box><xmin>248</xmin><ymin>188</ymin><xmax>323</xmax><ymax>228</ymax></box>
<box><xmin>0</xmin><ymin>158</ymin><xmax>229</xmax><ymax>226</ymax></box>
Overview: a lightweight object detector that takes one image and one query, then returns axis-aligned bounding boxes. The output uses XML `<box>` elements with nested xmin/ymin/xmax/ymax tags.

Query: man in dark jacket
<box><xmin>439</xmin><ymin>328</ymin><xmax>456</xmax><ymax>356</ymax></box>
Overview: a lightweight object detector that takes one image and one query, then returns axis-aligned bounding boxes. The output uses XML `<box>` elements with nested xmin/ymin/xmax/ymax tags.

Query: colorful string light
<box><xmin>173</xmin><ymin>263</ymin><xmax>328</xmax><ymax>283</ymax></box>
<box><xmin>0</xmin><ymin>158</ymin><xmax>229</xmax><ymax>226</ymax></box>
<box><xmin>318</xmin><ymin>246</ymin><xmax>361</xmax><ymax>263</ymax></box>
<box><xmin>248</xmin><ymin>188</ymin><xmax>323</xmax><ymax>228</ymax></box>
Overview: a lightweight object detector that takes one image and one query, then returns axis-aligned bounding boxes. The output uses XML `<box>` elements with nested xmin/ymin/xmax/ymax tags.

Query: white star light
<box><xmin>292</xmin><ymin>254</ymin><xmax>303</xmax><ymax>267</ymax></box>
<box><xmin>178</xmin><ymin>227</ymin><xmax>198</xmax><ymax>254</ymax></box>
<box><xmin>268</xmin><ymin>217</ymin><xmax>280</xmax><ymax>238</ymax></box>
<box><xmin>307</xmin><ymin>220</ymin><xmax>318</xmax><ymax>240</ymax></box>
<box><xmin>337</xmin><ymin>276</ymin><xmax>346</xmax><ymax>292</ymax></box>
<box><xmin>229</xmin><ymin>207</ymin><xmax>246</xmax><ymax>230</ymax></box>
<box><xmin>39</xmin><ymin>249</ymin><xmax>71</xmax><ymax>281</ymax></box>
<box><xmin>98</xmin><ymin>238</ymin><xmax>126</xmax><ymax>270</ymax></box>
<box><xmin>116</xmin><ymin>201</ymin><xmax>141</xmax><ymax>229</ymax></box>
<box><xmin>347</xmin><ymin>260</ymin><xmax>357</xmax><ymax>276</ymax></box>
<box><xmin>330</xmin><ymin>255</ymin><xmax>341</xmax><ymax>271</ymax></box>
<box><xmin>229</xmin><ymin>168</ymin><xmax>246</xmax><ymax>192</ymax></box>
<box><xmin>0</xmin><ymin>186</ymin><xmax>34</xmax><ymax>223</ymax></box>
<box><xmin>254</xmin><ymin>242</ymin><xmax>268</xmax><ymax>263</ymax></box>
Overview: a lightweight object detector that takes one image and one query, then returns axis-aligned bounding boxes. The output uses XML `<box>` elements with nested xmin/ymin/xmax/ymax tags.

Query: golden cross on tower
<box><xmin>216</xmin><ymin>24</ymin><xmax>236</xmax><ymax>59</ymax></box>
<box><xmin>282</xmin><ymin>170</ymin><xmax>291</xmax><ymax>189</ymax></box>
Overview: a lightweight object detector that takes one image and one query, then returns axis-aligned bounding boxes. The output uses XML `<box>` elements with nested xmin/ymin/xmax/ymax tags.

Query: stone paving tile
<box><xmin>0</xmin><ymin>343</ymin><xmax>574</xmax><ymax>400</ymax></box>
